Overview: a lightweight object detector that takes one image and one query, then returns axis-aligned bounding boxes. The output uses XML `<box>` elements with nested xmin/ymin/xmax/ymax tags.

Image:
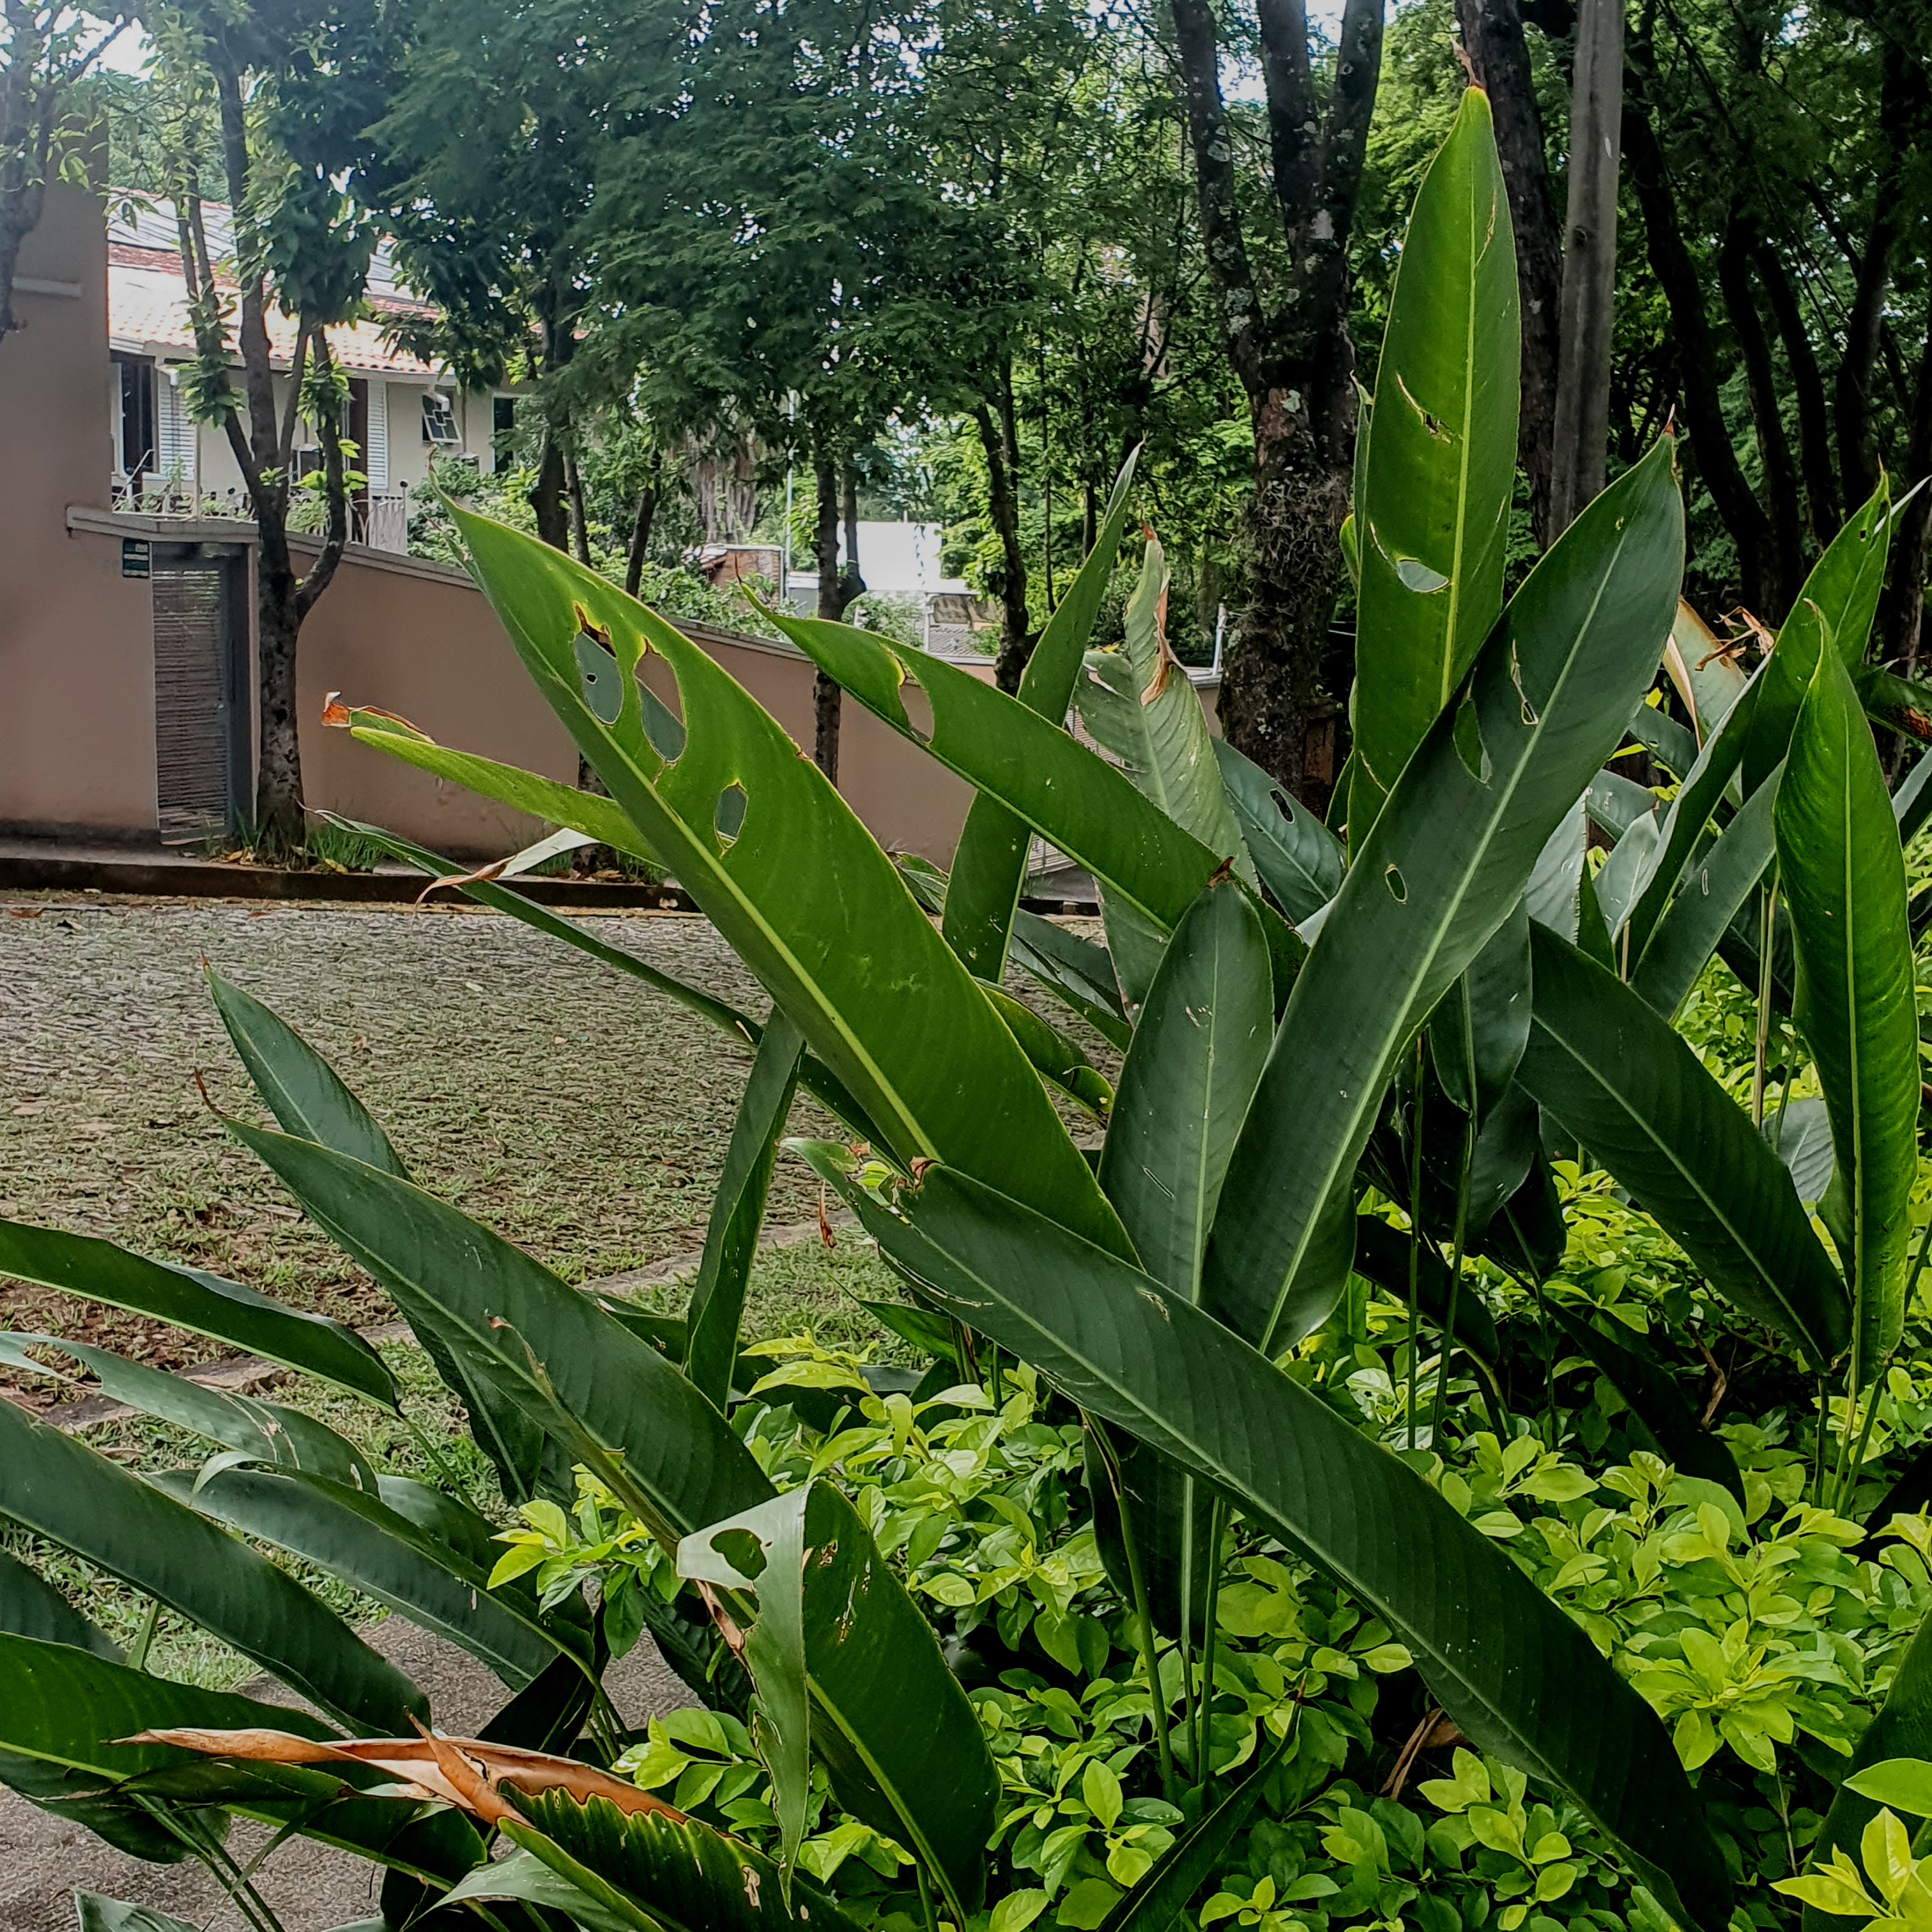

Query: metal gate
<box><xmin>152</xmin><ymin>546</ymin><xmax>247</xmax><ymax>842</ymax></box>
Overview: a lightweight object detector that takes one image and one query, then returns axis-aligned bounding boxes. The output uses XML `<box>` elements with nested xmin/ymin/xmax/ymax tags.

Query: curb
<box><xmin>0</xmin><ymin>849</ymin><xmax>698</xmax><ymax>910</ymax></box>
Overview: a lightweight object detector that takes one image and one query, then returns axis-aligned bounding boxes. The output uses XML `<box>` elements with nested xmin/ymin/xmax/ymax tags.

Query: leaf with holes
<box><xmin>1202</xmin><ymin>438</ymin><xmax>1684</xmax><ymax>1353</ymax></box>
<box><xmin>1349</xmin><ymin>87</ymin><xmax>1519</xmax><ymax>837</ymax></box>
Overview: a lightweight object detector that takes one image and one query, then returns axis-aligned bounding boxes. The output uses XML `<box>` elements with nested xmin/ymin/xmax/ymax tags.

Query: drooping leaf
<box><xmin>1515</xmin><ymin>926</ymin><xmax>1849</xmax><ymax>1367</ymax></box>
<box><xmin>1009</xmin><ymin>907</ymin><xmax>1131</xmax><ymax>1048</ymax></box>
<box><xmin>226</xmin><ymin>1121</ymin><xmax>774</xmax><ymax>1543</ymax></box>
<box><xmin>1349</xmin><ymin>1214</ymin><xmax>1503</xmax><ymax>1379</ymax></box>
<box><xmin>73</xmin><ymin>1897</ymin><xmax>201</xmax><ymax>1932</ymax></box>
<box><xmin>1524</xmin><ymin>799</ymin><xmax>1588</xmax><ymax>942</ymax></box>
<box><xmin>0</xmin><ymin>1220</ymin><xmax>394</xmax><ymax>1407</ymax></box>
<box><xmin>1546</xmin><ymin>1307</ymin><xmax>1744</xmax><ymax>1501</ymax></box>
<box><xmin>1892</xmin><ymin>751</ymin><xmax>1932</xmax><ymax>845</ymax></box>
<box><xmin>1766</xmin><ymin>1097</ymin><xmax>1837</xmax><ymax>1209</ymax></box>
<box><xmin>1212</xmin><ymin>737</ymin><xmax>1346</xmax><ymax>924</ymax></box>
<box><xmin>751</xmin><ymin>600</ymin><xmax>1271</xmax><ymax>966</ymax></box>
<box><xmin>440</xmin><ymin>1849</ymin><xmax>641</xmax><ymax>1932</ymax></box>
<box><xmin>1586</xmin><ymin>769</ymin><xmax>1659</xmax><ymax>840</ymax></box>
<box><xmin>1349</xmin><ymin>86</ymin><xmax>1519</xmax><ymax>835</ymax></box>
<box><xmin>1775</xmin><ymin>644</ymin><xmax>1919</xmax><ymax>1374</ymax></box>
<box><xmin>366</xmin><ymin>508</ymin><xmax>1126</xmax><ymax>1259</ymax></box>
<box><xmin>0</xmin><ymin>1330</ymin><xmax>375</xmax><ymax>1489</ymax></box>
<box><xmin>679</xmin><ymin>1481</ymin><xmax>996</xmax><ymax>1919</ymax></box>
<box><xmin>0</xmin><ymin>1402</ymin><xmax>424</xmax><ymax>1731</ymax></box>
<box><xmin>686</xmin><ymin>1013</ymin><xmax>805</xmax><ymax>1410</ymax></box>
<box><xmin>944</xmin><ymin>450</ymin><xmax>1139</xmax><ymax>977</ymax></box>
<box><xmin>800</xmin><ymin>1146</ymin><xmax>1731</xmax><ymax>1932</ymax></box>
<box><xmin>507</xmin><ymin>1789</ymin><xmax>864</xmax><ymax>1932</ymax></box>
<box><xmin>1202</xmin><ymin>439</ymin><xmax>1685</xmax><ymax>1352</ymax></box>
<box><xmin>1099</xmin><ymin>883</ymin><xmax>1272</xmax><ymax>1300</ymax></box>
<box><xmin>1662</xmin><ymin>601</ymin><xmax>1751</xmax><ymax>744</ymax></box>
<box><xmin>1629</xmin><ymin>772</ymin><xmax>1779</xmax><ymax>1018</ymax></box>
<box><xmin>155</xmin><ymin>1465</ymin><xmax>569</xmax><ymax>1690</ymax></box>
<box><xmin>983</xmin><ymin>984</ymin><xmax>1115</xmax><ymax>1119</ymax></box>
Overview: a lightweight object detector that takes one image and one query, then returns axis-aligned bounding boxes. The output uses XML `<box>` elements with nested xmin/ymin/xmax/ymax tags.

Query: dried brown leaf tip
<box><xmin>1208</xmin><ymin>857</ymin><xmax>1236</xmax><ymax>888</ymax></box>
<box><xmin>119</xmin><ymin>1725</ymin><xmax>689</xmax><ymax>1828</ymax></box>
<box><xmin>574</xmin><ymin>604</ymin><xmax>613</xmax><ymax>648</ymax></box>
<box><xmin>321</xmin><ymin>692</ymin><xmax>352</xmax><ymax>728</ymax></box>
<box><xmin>817</xmin><ymin>1184</ymin><xmax>837</xmax><ymax>1249</ymax></box>
<box><xmin>907</xmin><ymin>1156</ymin><xmax>937</xmax><ymax>1185</ymax></box>
<box><xmin>417</xmin><ymin>856</ymin><xmax>512</xmax><ymax>904</ymax></box>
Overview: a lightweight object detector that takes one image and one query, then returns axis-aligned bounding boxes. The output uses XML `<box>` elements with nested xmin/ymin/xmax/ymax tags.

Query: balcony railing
<box><xmin>109</xmin><ymin>475</ymin><xmax>412</xmax><ymax>556</ymax></box>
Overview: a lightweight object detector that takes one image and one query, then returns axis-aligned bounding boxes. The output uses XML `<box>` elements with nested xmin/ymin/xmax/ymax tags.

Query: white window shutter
<box><xmin>157</xmin><ymin>372</ymin><xmax>195</xmax><ymax>486</ymax></box>
<box><xmin>365</xmin><ymin>381</ymin><xmax>388</xmax><ymax>489</ymax></box>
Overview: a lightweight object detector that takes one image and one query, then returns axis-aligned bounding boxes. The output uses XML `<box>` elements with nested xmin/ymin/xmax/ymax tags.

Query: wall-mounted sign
<box><xmin>121</xmin><ymin>539</ymin><xmax>151</xmax><ymax>579</ymax></box>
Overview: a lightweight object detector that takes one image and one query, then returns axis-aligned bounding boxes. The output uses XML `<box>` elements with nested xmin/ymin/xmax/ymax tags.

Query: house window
<box><xmin>421</xmin><ymin>390</ymin><xmax>459</xmax><ymax>448</ymax></box>
<box><xmin>114</xmin><ymin>351</ymin><xmax>156</xmax><ymax>482</ymax></box>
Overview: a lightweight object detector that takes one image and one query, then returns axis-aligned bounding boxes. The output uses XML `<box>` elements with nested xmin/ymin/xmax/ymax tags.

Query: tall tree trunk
<box><xmin>1622</xmin><ymin>70</ymin><xmax>1780</xmax><ymax>613</ymax></box>
<box><xmin>1168</xmin><ymin>0</ymin><xmax>1381</xmax><ymax>805</ymax></box>
<box><xmin>564</xmin><ymin>443</ymin><xmax>592</xmax><ymax>565</ymax></box>
<box><xmin>1455</xmin><ymin>0</ymin><xmax>1563</xmax><ymax>545</ymax></box>
<box><xmin>530</xmin><ymin>430</ymin><xmax>569</xmax><ymax>551</ymax></box>
<box><xmin>812</xmin><ymin>447</ymin><xmax>848</xmax><ymax>783</ymax></box>
<box><xmin>625</xmin><ymin>464</ymin><xmax>661</xmax><ymax>599</ymax></box>
<box><xmin>1717</xmin><ymin>212</ymin><xmax>1805</xmax><ymax>613</ymax></box>
<box><xmin>254</xmin><ymin>512</ymin><xmax>305</xmax><ymax>852</ymax></box>
<box><xmin>1886</xmin><ymin>318</ymin><xmax>1932</xmax><ymax>678</ymax></box>
<box><xmin>1836</xmin><ymin>40</ymin><xmax>1913</xmax><ymax>519</ymax></box>
<box><xmin>974</xmin><ymin>387</ymin><xmax>1031</xmax><ymax>693</ymax></box>
<box><xmin>1547</xmin><ymin>0</ymin><xmax>1622</xmax><ymax>536</ymax></box>
<box><xmin>1756</xmin><ymin>238</ymin><xmax>1840</xmax><ymax>549</ymax></box>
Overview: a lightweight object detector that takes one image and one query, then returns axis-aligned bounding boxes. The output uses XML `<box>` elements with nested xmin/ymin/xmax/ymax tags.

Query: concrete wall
<box><xmin>0</xmin><ymin>181</ymin><xmax>157</xmax><ymax>838</ymax></box>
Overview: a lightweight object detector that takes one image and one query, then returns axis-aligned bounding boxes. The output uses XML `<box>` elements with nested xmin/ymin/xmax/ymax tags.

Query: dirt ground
<box><xmin>0</xmin><ymin>894</ymin><xmax>847</xmax><ymax>1387</ymax></box>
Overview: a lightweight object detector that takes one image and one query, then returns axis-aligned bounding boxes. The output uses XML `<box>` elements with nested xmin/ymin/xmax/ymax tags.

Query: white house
<box><xmin>105</xmin><ymin>198</ymin><xmax>519</xmax><ymax>552</ymax></box>
<box><xmin>785</xmin><ymin>519</ymin><xmax>990</xmax><ymax>652</ymax></box>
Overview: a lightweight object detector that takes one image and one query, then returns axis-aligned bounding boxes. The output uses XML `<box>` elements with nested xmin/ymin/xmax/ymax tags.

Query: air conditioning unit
<box><xmin>421</xmin><ymin>391</ymin><xmax>460</xmax><ymax>447</ymax></box>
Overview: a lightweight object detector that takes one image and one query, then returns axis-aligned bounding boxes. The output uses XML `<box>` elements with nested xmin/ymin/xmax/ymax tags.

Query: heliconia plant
<box><xmin>6</xmin><ymin>84</ymin><xmax>1932</xmax><ymax>1932</ymax></box>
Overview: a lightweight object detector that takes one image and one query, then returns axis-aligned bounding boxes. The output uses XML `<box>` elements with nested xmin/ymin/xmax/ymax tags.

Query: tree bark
<box><xmin>1622</xmin><ymin>73</ymin><xmax>1780</xmax><ymax>614</ymax></box>
<box><xmin>624</xmin><ymin>464</ymin><xmax>661</xmax><ymax>598</ymax></box>
<box><xmin>1547</xmin><ymin>0</ymin><xmax>1622</xmax><ymax>537</ymax></box>
<box><xmin>1755</xmin><ymin>238</ymin><xmax>1839</xmax><ymax>549</ymax></box>
<box><xmin>1885</xmin><ymin>318</ymin><xmax>1932</xmax><ymax>678</ymax></box>
<box><xmin>564</xmin><ymin>442</ymin><xmax>592</xmax><ymax>565</ymax></box>
<box><xmin>530</xmin><ymin>429</ymin><xmax>570</xmax><ymax>551</ymax></box>
<box><xmin>1717</xmin><ymin>212</ymin><xmax>1805</xmax><ymax>613</ymax></box>
<box><xmin>811</xmin><ymin>447</ymin><xmax>855</xmax><ymax>783</ymax></box>
<box><xmin>1835</xmin><ymin>38</ymin><xmax>1915</xmax><ymax>519</ymax></box>
<box><xmin>974</xmin><ymin>386</ymin><xmax>1031</xmax><ymax>693</ymax></box>
<box><xmin>1455</xmin><ymin>0</ymin><xmax>1563</xmax><ymax>544</ymax></box>
<box><xmin>1168</xmin><ymin>0</ymin><xmax>1381</xmax><ymax>804</ymax></box>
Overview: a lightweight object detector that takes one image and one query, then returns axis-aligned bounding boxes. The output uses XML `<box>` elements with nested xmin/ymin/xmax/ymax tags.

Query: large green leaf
<box><xmin>1663</xmin><ymin>600</ymin><xmax>1750</xmax><ymax>743</ymax></box>
<box><xmin>680</xmin><ymin>1482</ymin><xmax>996</xmax><ymax>1919</ymax></box>
<box><xmin>0</xmin><ymin>1547</ymin><xmax>119</xmax><ymax>1659</ymax></box>
<box><xmin>1075</xmin><ymin>531</ymin><xmax>1251</xmax><ymax>884</ymax></box>
<box><xmin>1515</xmin><ymin>926</ymin><xmax>1849</xmax><ymax>1366</ymax></box>
<box><xmin>1009</xmin><ymin>908</ymin><xmax>1132</xmax><ymax>1050</ymax></box>
<box><xmin>74</xmin><ymin>1897</ymin><xmax>202</xmax><ymax>1932</ymax></box>
<box><xmin>1624</xmin><ymin>697</ymin><xmax>1698</xmax><ymax>781</ymax></box>
<box><xmin>943</xmin><ymin>450</ymin><xmax>1138</xmax><ymax>977</ymax></box>
<box><xmin>1618</xmin><ymin>675</ymin><xmax>1759</xmax><ymax>960</ymax></box>
<box><xmin>1629</xmin><ymin>769</ymin><xmax>1779</xmax><ymax>1018</ymax></box>
<box><xmin>155</xmin><ymin>1465</ymin><xmax>569</xmax><ymax>1689</ymax></box>
<box><xmin>1775</xmin><ymin>644</ymin><xmax>1919</xmax><ymax>1373</ymax></box>
<box><xmin>800</xmin><ymin>1147</ymin><xmax>1731</xmax><ymax>1932</ymax></box>
<box><xmin>360</xmin><ymin>508</ymin><xmax>1124</xmax><ymax>1259</ymax></box>
<box><xmin>441</xmin><ymin>1850</ymin><xmax>640</xmax><ymax>1932</ymax></box>
<box><xmin>1350</xmin><ymin>86</ymin><xmax>1519</xmax><ymax>834</ymax></box>
<box><xmin>1203</xmin><ymin>439</ymin><xmax>1685</xmax><ymax>1351</ymax></box>
<box><xmin>505</xmin><ymin>1790</ymin><xmax>863</xmax><ymax>1932</ymax></box>
<box><xmin>1742</xmin><ymin>479</ymin><xmax>1891</xmax><ymax>796</ymax></box>
<box><xmin>0</xmin><ymin>1400</ymin><xmax>424</xmax><ymax>1731</ymax></box>
<box><xmin>1212</xmin><ymin>737</ymin><xmax>1345</xmax><ymax>924</ymax></box>
<box><xmin>769</xmin><ymin>611</ymin><xmax>1229</xmax><ymax>919</ymax></box>
<box><xmin>0</xmin><ymin>1220</ymin><xmax>394</xmax><ymax>1407</ymax></box>
<box><xmin>1099</xmin><ymin>882</ymin><xmax>1272</xmax><ymax>1299</ymax></box>
<box><xmin>0</xmin><ymin>1330</ymin><xmax>375</xmax><ymax>1489</ymax></box>
<box><xmin>226</xmin><ymin>1121</ymin><xmax>773</xmax><ymax>1542</ymax></box>
<box><xmin>685</xmin><ymin>1012</ymin><xmax>804</xmax><ymax>1410</ymax></box>
<box><xmin>983</xmin><ymin>983</ymin><xmax>1114</xmax><ymax>1119</ymax></box>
